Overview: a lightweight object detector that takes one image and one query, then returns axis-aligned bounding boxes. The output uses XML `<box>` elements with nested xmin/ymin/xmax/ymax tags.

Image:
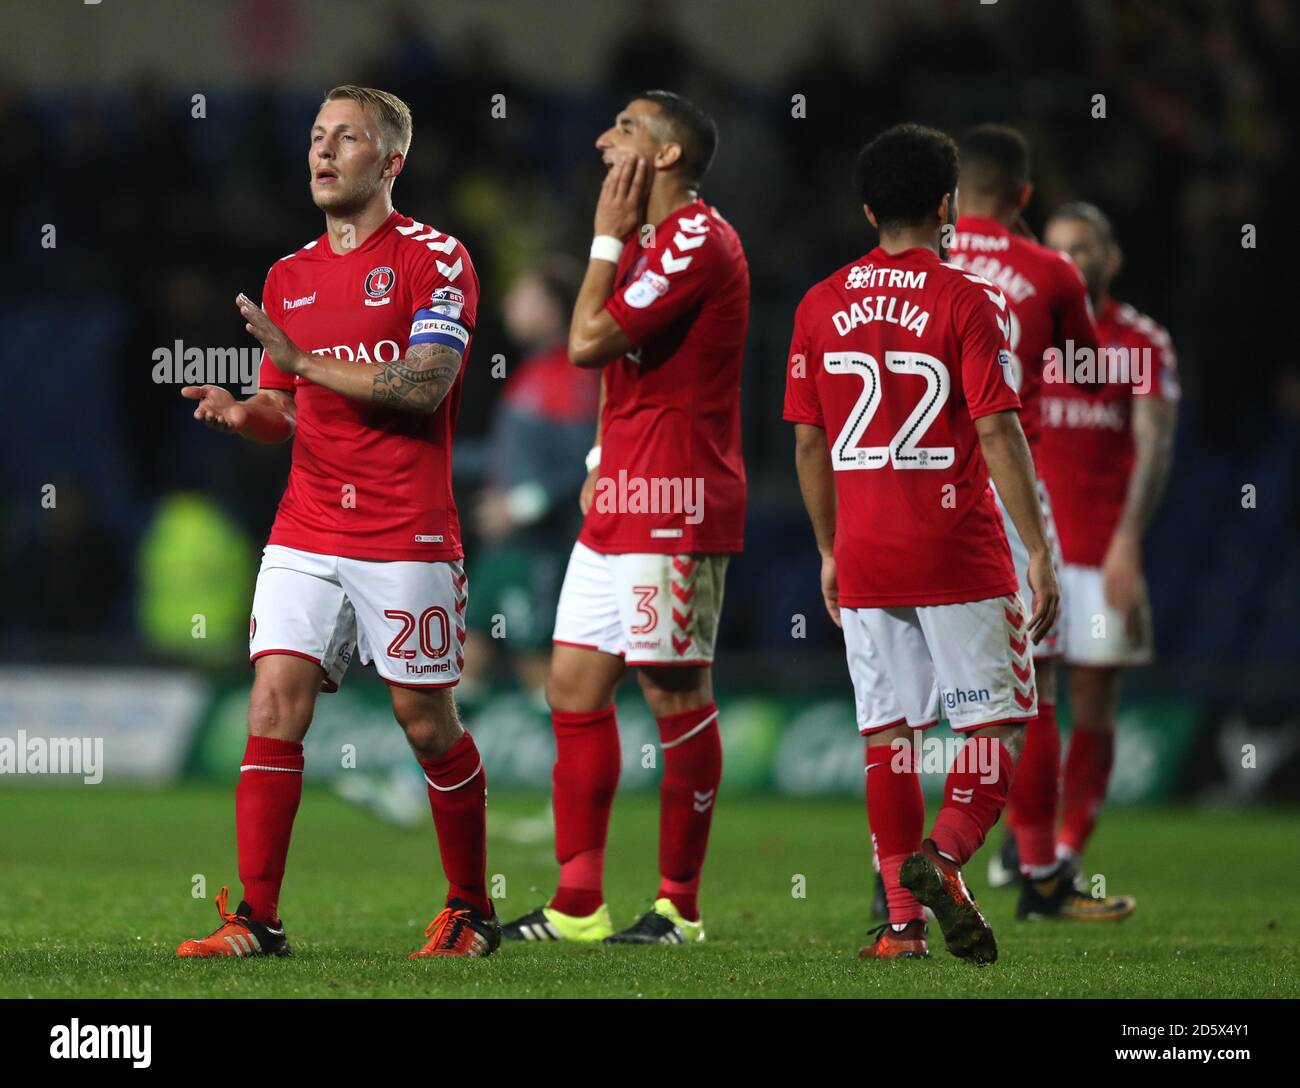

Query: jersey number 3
<box><xmin>824</xmin><ymin>350</ymin><xmax>953</xmax><ymax>471</ymax></box>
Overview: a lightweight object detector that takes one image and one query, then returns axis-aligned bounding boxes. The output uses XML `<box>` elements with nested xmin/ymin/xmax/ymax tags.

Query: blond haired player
<box><xmin>177</xmin><ymin>86</ymin><xmax>498</xmax><ymax>959</ymax></box>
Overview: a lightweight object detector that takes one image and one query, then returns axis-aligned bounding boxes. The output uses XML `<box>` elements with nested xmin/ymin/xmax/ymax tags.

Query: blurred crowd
<box><xmin>1</xmin><ymin>0</ymin><xmax>1296</xmax><ymax>680</ymax></box>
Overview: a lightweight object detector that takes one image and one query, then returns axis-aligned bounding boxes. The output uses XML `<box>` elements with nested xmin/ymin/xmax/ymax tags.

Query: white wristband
<box><xmin>590</xmin><ymin>235</ymin><xmax>624</xmax><ymax>263</ymax></box>
<box><xmin>585</xmin><ymin>445</ymin><xmax>602</xmax><ymax>472</ymax></box>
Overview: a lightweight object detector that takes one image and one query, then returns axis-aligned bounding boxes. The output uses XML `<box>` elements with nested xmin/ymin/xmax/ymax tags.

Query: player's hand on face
<box><xmin>820</xmin><ymin>554</ymin><xmax>842</xmax><ymax>629</ymax></box>
<box><xmin>1026</xmin><ymin>549</ymin><xmax>1060</xmax><ymax>645</ymax></box>
<box><xmin>579</xmin><ymin>466</ymin><xmax>599</xmax><ymax>515</ymax></box>
<box><xmin>237</xmin><ymin>293</ymin><xmax>306</xmax><ymax>375</ymax></box>
<box><xmin>594</xmin><ymin>155</ymin><xmax>648</xmax><ymax>240</ymax></box>
<box><xmin>181</xmin><ymin>384</ymin><xmax>248</xmax><ymax>434</ymax></box>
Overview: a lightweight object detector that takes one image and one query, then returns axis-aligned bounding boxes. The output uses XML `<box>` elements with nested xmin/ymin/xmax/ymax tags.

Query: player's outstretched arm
<box><xmin>181</xmin><ymin>385</ymin><xmax>295</xmax><ymax>443</ymax></box>
<box><xmin>793</xmin><ymin>422</ymin><xmax>841</xmax><ymax>629</ymax></box>
<box><xmin>974</xmin><ymin>409</ymin><xmax>1060</xmax><ymax>643</ymax></box>
<box><xmin>235</xmin><ymin>293</ymin><xmax>462</xmax><ymax>415</ymax></box>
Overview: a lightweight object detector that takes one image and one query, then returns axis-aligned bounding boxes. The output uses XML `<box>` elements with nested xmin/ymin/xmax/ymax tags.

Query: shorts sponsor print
<box><xmin>841</xmin><ymin>592</ymin><xmax>1037</xmax><ymax>733</ymax></box>
<box><xmin>249</xmin><ymin>544</ymin><xmax>466</xmax><ymax>690</ymax></box>
<box><xmin>552</xmin><ymin>541</ymin><xmax>728</xmax><ymax>665</ymax></box>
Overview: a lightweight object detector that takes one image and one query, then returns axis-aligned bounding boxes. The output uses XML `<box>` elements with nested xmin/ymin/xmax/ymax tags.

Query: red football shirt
<box><xmin>784</xmin><ymin>246</ymin><xmax>1021</xmax><ymax>608</ymax></box>
<box><xmin>579</xmin><ymin>199</ymin><xmax>750</xmax><ymax>555</ymax></box>
<box><xmin>1037</xmin><ymin>298</ymin><xmax>1180</xmax><ymax>566</ymax></box>
<box><xmin>257</xmin><ymin>209</ymin><xmax>478</xmax><ymax>562</ymax></box>
<box><xmin>947</xmin><ymin>216</ymin><xmax>1099</xmax><ymax>458</ymax></box>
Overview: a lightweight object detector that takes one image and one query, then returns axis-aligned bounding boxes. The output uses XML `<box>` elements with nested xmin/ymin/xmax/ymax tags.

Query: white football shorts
<box><xmin>993</xmin><ymin>478</ymin><xmax>1065</xmax><ymax>660</ymax></box>
<box><xmin>1061</xmin><ymin>563</ymin><xmax>1154</xmax><ymax>667</ymax></box>
<box><xmin>552</xmin><ymin>541</ymin><xmax>728</xmax><ymax>666</ymax></box>
<box><xmin>249</xmin><ymin>544</ymin><xmax>466</xmax><ymax>691</ymax></box>
<box><xmin>840</xmin><ymin>593</ymin><xmax>1038</xmax><ymax>734</ymax></box>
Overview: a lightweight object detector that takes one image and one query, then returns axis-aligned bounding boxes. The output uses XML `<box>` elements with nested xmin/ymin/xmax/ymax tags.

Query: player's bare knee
<box><xmin>391</xmin><ymin>686</ymin><xmax>461</xmax><ymax>757</ymax></box>
<box><xmin>637</xmin><ymin>666</ymin><xmax>711</xmax><ymax>718</ymax></box>
<box><xmin>989</xmin><ymin>723</ymin><xmax>1026</xmax><ymax>760</ymax></box>
<box><xmin>248</xmin><ymin>654</ymin><xmax>322</xmax><ymax>740</ymax></box>
<box><xmin>866</xmin><ymin>722</ymin><xmax>913</xmax><ymax>747</ymax></box>
<box><xmin>544</xmin><ymin>670</ymin><xmax>577</xmax><ymax>711</ymax></box>
<box><xmin>247</xmin><ymin>682</ymin><xmax>314</xmax><ymax>741</ymax></box>
<box><xmin>546</xmin><ymin>656</ymin><xmax>619</xmax><ymax>713</ymax></box>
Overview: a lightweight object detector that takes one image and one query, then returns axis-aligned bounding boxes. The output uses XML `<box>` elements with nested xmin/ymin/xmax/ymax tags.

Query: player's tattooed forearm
<box><xmin>372</xmin><ymin>344</ymin><xmax>462</xmax><ymax>413</ymax></box>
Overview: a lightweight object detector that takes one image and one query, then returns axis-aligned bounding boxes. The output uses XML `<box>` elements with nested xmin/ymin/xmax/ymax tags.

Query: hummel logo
<box><xmin>951</xmin><ymin>787</ymin><xmax>975</xmax><ymax>804</ymax></box>
<box><xmin>661</xmin><ymin>249</ymin><xmax>692</xmax><ymax>274</ymax></box>
<box><xmin>692</xmin><ymin>788</ymin><xmax>715</xmax><ymax>813</ymax></box>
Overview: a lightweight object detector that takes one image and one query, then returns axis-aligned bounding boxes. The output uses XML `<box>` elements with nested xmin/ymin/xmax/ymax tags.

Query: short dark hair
<box><xmin>854</xmin><ymin>123</ymin><xmax>959</xmax><ymax>231</ymax></box>
<box><xmin>639</xmin><ymin>90</ymin><xmax>718</xmax><ymax>185</ymax></box>
<box><xmin>959</xmin><ymin>123</ymin><xmax>1031</xmax><ymax>204</ymax></box>
<box><xmin>1046</xmin><ymin>201</ymin><xmax>1115</xmax><ymax>247</ymax></box>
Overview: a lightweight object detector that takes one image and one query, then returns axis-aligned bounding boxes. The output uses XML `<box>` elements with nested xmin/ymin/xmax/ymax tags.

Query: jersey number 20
<box><xmin>385</xmin><ymin>607</ymin><xmax>451</xmax><ymax>660</ymax></box>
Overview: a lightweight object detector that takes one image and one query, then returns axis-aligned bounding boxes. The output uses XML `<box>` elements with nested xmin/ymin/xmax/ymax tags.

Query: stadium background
<box><xmin>2</xmin><ymin>0</ymin><xmax>1297</xmax><ymax>814</ymax></box>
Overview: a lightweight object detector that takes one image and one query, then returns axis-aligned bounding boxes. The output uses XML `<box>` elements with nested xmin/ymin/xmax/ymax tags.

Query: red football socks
<box><xmin>418</xmin><ymin>731</ymin><xmax>490</xmax><ymax>917</ymax></box>
<box><xmin>655</xmin><ymin>703</ymin><xmax>723</xmax><ymax>922</ymax></box>
<box><xmin>1058</xmin><ymin>727</ymin><xmax>1115</xmax><ymax>857</ymax></box>
<box><xmin>549</xmin><ymin>706</ymin><xmax>621</xmax><ymax>918</ymax></box>
<box><xmin>929</xmin><ymin>737</ymin><xmax>1016</xmax><ymax>866</ymax></box>
<box><xmin>236</xmin><ymin>735</ymin><xmax>304</xmax><ymax>924</ymax></box>
<box><xmin>865</xmin><ymin>738</ymin><xmax>926</xmax><ymax>924</ymax></box>
<box><xmin>1007</xmin><ymin>704</ymin><xmax>1062</xmax><ymax>875</ymax></box>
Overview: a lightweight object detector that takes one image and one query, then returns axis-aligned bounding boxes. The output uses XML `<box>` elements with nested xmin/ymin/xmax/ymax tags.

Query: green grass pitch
<box><xmin>2</xmin><ymin>786</ymin><xmax>1296</xmax><ymax>998</ymax></box>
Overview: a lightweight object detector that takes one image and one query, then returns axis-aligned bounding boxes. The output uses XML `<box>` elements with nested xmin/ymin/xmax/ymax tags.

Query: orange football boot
<box><xmin>859</xmin><ymin>919</ymin><xmax>930</xmax><ymax>959</ymax></box>
<box><xmin>409</xmin><ymin>899</ymin><xmax>502</xmax><ymax>958</ymax></box>
<box><xmin>899</xmin><ymin>839</ymin><xmax>998</xmax><ymax>965</ymax></box>
<box><xmin>176</xmin><ymin>885</ymin><xmax>291</xmax><ymax>958</ymax></box>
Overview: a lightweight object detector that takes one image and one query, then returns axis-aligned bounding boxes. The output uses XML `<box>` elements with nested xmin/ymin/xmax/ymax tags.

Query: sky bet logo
<box><xmin>942</xmin><ymin>687</ymin><xmax>990</xmax><ymax>710</ymax></box>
